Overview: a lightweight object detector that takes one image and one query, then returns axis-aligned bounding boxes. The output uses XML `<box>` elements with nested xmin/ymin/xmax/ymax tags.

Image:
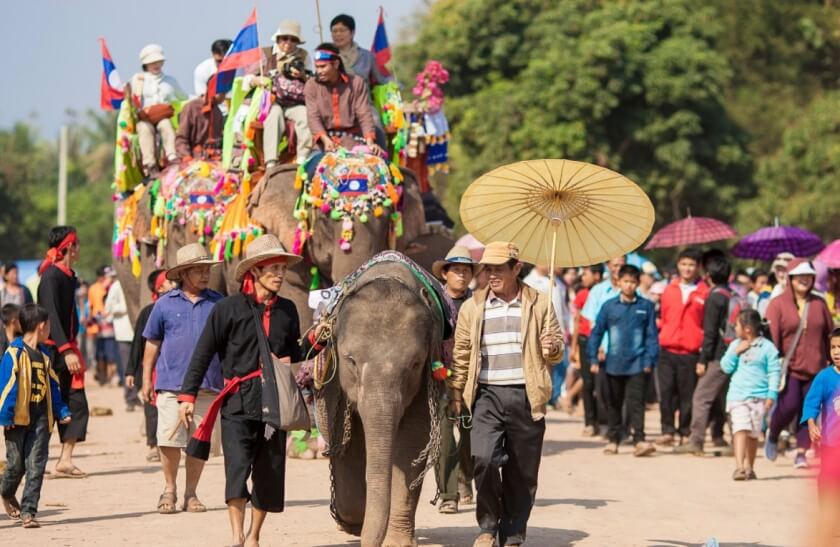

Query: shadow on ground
<box><xmin>649</xmin><ymin>540</ymin><xmax>785</xmax><ymax>547</ymax></box>
<box><xmin>535</xmin><ymin>498</ymin><xmax>616</xmax><ymax>510</ymax></box>
<box><xmin>542</xmin><ymin>439</ymin><xmax>603</xmax><ymax>455</ymax></box>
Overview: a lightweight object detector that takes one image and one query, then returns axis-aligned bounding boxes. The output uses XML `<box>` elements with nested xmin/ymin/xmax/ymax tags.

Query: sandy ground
<box><xmin>0</xmin><ymin>382</ymin><xmax>816</xmax><ymax>547</ymax></box>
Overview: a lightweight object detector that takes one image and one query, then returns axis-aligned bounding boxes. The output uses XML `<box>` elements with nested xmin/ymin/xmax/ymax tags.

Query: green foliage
<box><xmin>397</xmin><ymin>0</ymin><xmax>754</xmax><ymax>229</ymax></box>
<box><xmin>738</xmin><ymin>92</ymin><xmax>840</xmax><ymax>239</ymax></box>
<box><xmin>0</xmin><ymin>111</ymin><xmax>117</xmax><ymax>279</ymax></box>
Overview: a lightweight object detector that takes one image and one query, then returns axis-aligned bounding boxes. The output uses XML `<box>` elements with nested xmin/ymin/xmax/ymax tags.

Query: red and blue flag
<box><xmin>371</xmin><ymin>7</ymin><xmax>391</xmax><ymax>77</ymax></box>
<box><xmin>207</xmin><ymin>8</ymin><xmax>260</xmax><ymax>101</ymax></box>
<box><xmin>99</xmin><ymin>38</ymin><xmax>124</xmax><ymax>111</ymax></box>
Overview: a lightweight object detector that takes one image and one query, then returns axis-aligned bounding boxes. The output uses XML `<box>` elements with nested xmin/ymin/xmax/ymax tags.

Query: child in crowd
<box><xmin>720</xmin><ymin>309</ymin><xmax>781</xmax><ymax>481</ymax></box>
<box><xmin>801</xmin><ymin>328</ymin><xmax>840</xmax><ymax>546</ymax></box>
<box><xmin>0</xmin><ymin>303</ymin><xmax>21</xmax><ymax>354</ymax></box>
<box><xmin>589</xmin><ymin>265</ymin><xmax>659</xmax><ymax>457</ymax></box>
<box><xmin>0</xmin><ymin>304</ymin><xmax>71</xmax><ymax>528</ymax></box>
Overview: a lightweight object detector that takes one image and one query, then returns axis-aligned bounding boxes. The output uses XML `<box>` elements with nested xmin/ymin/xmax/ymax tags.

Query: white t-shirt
<box><xmin>679</xmin><ymin>281</ymin><xmax>697</xmax><ymax>304</ymax></box>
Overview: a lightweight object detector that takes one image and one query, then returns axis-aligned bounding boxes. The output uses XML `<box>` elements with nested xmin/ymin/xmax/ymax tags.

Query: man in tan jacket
<box><xmin>448</xmin><ymin>241</ymin><xmax>563</xmax><ymax>547</ymax></box>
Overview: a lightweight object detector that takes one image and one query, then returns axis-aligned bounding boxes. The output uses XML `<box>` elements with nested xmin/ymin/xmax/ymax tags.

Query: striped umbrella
<box><xmin>645</xmin><ymin>215</ymin><xmax>736</xmax><ymax>249</ymax></box>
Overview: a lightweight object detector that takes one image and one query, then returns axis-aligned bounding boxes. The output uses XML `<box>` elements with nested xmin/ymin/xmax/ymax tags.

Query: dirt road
<box><xmin>1</xmin><ymin>383</ymin><xmax>813</xmax><ymax>546</ymax></box>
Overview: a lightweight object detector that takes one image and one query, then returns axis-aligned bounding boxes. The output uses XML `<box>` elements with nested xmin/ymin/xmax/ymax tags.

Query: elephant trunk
<box><xmin>358</xmin><ymin>397</ymin><xmax>400</xmax><ymax>546</ymax></box>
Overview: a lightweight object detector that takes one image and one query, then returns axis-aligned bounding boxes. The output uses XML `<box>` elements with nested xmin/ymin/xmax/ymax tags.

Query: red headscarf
<box><xmin>151</xmin><ymin>270</ymin><xmax>168</xmax><ymax>302</ymax></box>
<box><xmin>38</xmin><ymin>231</ymin><xmax>78</xmax><ymax>275</ymax></box>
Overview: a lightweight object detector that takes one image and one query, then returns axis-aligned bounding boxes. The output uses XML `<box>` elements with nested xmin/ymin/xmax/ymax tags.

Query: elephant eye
<box><xmin>345</xmin><ymin>354</ymin><xmax>357</xmax><ymax>367</ymax></box>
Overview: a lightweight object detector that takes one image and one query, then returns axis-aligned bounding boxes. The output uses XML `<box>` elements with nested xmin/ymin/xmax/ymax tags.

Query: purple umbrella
<box><xmin>732</xmin><ymin>222</ymin><xmax>824</xmax><ymax>261</ymax></box>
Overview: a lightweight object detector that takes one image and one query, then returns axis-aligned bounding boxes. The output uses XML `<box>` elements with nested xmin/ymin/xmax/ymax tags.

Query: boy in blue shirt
<box><xmin>589</xmin><ymin>265</ymin><xmax>659</xmax><ymax>457</ymax></box>
<box><xmin>0</xmin><ymin>304</ymin><xmax>71</xmax><ymax>528</ymax></box>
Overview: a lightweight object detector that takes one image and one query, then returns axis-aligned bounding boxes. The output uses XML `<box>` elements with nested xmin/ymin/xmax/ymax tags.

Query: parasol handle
<box><xmin>543</xmin><ymin>226</ymin><xmax>559</xmax><ymax>359</ymax></box>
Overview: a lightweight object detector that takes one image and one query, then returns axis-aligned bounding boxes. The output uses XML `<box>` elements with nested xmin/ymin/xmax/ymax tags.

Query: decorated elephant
<box><xmin>314</xmin><ymin>256</ymin><xmax>448</xmax><ymax>546</ymax></box>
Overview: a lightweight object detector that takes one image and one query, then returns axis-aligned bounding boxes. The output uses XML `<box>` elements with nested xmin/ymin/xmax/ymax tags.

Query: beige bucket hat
<box><xmin>480</xmin><ymin>241</ymin><xmax>520</xmax><ymax>265</ymax></box>
<box><xmin>272</xmin><ymin>20</ymin><xmax>305</xmax><ymax>44</ymax></box>
<box><xmin>139</xmin><ymin>44</ymin><xmax>166</xmax><ymax>65</ymax></box>
<box><xmin>166</xmin><ymin>243</ymin><xmax>220</xmax><ymax>281</ymax></box>
<box><xmin>234</xmin><ymin>234</ymin><xmax>302</xmax><ymax>281</ymax></box>
<box><xmin>432</xmin><ymin>245</ymin><xmax>482</xmax><ymax>281</ymax></box>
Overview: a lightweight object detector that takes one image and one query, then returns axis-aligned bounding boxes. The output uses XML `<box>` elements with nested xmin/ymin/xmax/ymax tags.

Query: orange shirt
<box><xmin>87</xmin><ymin>280</ymin><xmax>108</xmax><ymax>336</ymax></box>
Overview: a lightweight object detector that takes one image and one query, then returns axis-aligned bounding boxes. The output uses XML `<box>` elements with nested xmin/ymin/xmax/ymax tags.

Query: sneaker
<box><xmin>732</xmin><ymin>468</ymin><xmax>748</xmax><ymax>481</ymax></box>
<box><xmin>793</xmin><ymin>453</ymin><xmax>809</xmax><ymax>469</ymax></box>
<box><xmin>673</xmin><ymin>441</ymin><xmax>704</xmax><ymax>456</ymax></box>
<box><xmin>764</xmin><ymin>440</ymin><xmax>779</xmax><ymax>462</ymax></box>
<box><xmin>655</xmin><ymin>434</ymin><xmax>675</xmax><ymax>446</ymax></box>
<box><xmin>603</xmin><ymin>443</ymin><xmax>619</xmax><ymax>455</ymax></box>
<box><xmin>633</xmin><ymin>442</ymin><xmax>656</xmax><ymax>457</ymax></box>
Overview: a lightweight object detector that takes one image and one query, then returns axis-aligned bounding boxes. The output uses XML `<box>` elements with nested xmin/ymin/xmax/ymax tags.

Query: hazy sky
<box><xmin>0</xmin><ymin>0</ymin><xmax>423</xmax><ymax>137</ymax></box>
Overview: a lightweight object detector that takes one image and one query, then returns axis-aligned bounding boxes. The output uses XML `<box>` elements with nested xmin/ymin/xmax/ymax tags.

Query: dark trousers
<box><xmin>606</xmin><ymin>372</ymin><xmax>647</xmax><ymax>444</ymax></box>
<box><xmin>221</xmin><ymin>414</ymin><xmax>286</xmax><ymax>512</ymax></box>
<box><xmin>657</xmin><ymin>350</ymin><xmax>699</xmax><ymax>437</ymax></box>
<box><xmin>688</xmin><ymin>360</ymin><xmax>729</xmax><ymax>446</ymax></box>
<box><xmin>144</xmin><ymin>402</ymin><xmax>158</xmax><ymax>447</ymax></box>
<box><xmin>57</xmin><ymin>366</ymin><xmax>89</xmax><ymax>443</ymax></box>
<box><xmin>1</xmin><ymin>410</ymin><xmax>49</xmax><ymax>517</ymax></box>
<box><xmin>472</xmin><ymin>385</ymin><xmax>544</xmax><ymax>545</ymax></box>
<box><xmin>437</xmin><ymin>401</ymin><xmax>474</xmax><ymax>502</ymax></box>
<box><xmin>577</xmin><ymin>335</ymin><xmax>599</xmax><ymax>427</ymax></box>
<box><xmin>768</xmin><ymin>373</ymin><xmax>813</xmax><ymax>450</ymax></box>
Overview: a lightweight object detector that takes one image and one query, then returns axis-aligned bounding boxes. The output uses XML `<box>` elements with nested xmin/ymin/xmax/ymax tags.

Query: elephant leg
<box><xmin>383</xmin><ymin>384</ymin><xmax>432</xmax><ymax>547</ymax></box>
<box><xmin>332</xmin><ymin>412</ymin><xmax>367</xmax><ymax>535</ymax></box>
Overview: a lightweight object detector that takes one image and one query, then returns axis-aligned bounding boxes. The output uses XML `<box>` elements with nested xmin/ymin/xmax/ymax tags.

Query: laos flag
<box><xmin>371</xmin><ymin>7</ymin><xmax>391</xmax><ymax>77</ymax></box>
<box><xmin>207</xmin><ymin>8</ymin><xmax>260</xmax><ymax>102</ymax></box>
<box><xmin>99</xmin><ymin>38</ymin><xmax>124</xmax><ymax>111</ymax></box>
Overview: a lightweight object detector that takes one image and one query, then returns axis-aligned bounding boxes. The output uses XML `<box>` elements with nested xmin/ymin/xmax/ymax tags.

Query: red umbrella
<box><xmin>645</xmin><ymin>215</ymin><xmax>736</xmax><ymax>250</ymax></box>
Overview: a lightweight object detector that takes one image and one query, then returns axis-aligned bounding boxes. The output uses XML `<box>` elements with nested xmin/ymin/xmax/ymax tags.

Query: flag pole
<box><xmin>255</xmin><ymin>2</ymin><xmax>263</xmax><ymax>77</ymax></box>
<box><xmin>315</xmin><ymin>0</ymin><xmax>324</xmax><ymax>42</ymax></box>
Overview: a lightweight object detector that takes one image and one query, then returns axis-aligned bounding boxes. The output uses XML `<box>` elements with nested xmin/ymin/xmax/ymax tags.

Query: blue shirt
<box><xmin>588</xmin><ymin>295</ymin><xmax>659</xmax><ymax>376</ymax></box>
<box><xmin>142</xmin><ymin>289</ymin><xmax>223</xmax><ymax>392</ymax></box>
<box><xmin>720</xmin><ymin>337</ymin><xmax>781</xmax><ymax>403</ymax></box>
<box><xmin>801</xmin><ymin>365</ymin><xmax>840</xmax><ymax>447</ymax></box>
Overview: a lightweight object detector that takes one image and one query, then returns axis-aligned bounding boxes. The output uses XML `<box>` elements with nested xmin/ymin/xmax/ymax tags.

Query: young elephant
<box><xmin>318</xmin><ymin>260</ymin><xmax>447</xmax><ymax>546</ymax></box>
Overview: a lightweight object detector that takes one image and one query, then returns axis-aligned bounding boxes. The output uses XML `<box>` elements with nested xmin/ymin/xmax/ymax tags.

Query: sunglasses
<box><xmin>277</xmin><ymin>36</ymin><xmax>299</xmax><ymax>43</ymax></box>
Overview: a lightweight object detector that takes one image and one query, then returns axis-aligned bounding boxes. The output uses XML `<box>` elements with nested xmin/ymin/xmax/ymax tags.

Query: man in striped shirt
<box><xmin>450</xmin><ymin>241</ymin><xmax>563</xmax><ymax>547</ymax></box>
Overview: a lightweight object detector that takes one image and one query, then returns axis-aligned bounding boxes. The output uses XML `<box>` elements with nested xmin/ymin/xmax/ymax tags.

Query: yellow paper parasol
<box><xmin>460</xmin><ymin>159</ymin><xmax>655</xmax><ymax>269</ymax></box>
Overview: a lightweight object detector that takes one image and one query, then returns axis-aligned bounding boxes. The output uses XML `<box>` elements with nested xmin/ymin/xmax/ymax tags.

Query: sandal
<box><xmin>157</xmin><ymin>491</ymin><xmax>178</xmax><ymax>514</ymax></box>
<box><xmin>182</xmin><ymin>495</ymin><xmax>206</xmax><ymax>513</ymax></box>
<box><xmin>3</xmin><ymin>496</ymin><xmax>21</xmax><ymax>519</ymax></box>
<box><xmin>53</xmin><ymin>465</ymin><xmax>87</xmax><ymax>479</ymax></box>
<box><xmin>21</xmin><ymin>514</ymin><xmax>40</xmax><ymax>528</ymax></box>
<box><xmin>439</xmin><ymin>500</ymin><xmax>458</xmax><ymax>514</ymax></box>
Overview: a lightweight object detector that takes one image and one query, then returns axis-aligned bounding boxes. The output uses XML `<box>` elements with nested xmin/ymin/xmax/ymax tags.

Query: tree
<box><xmin>738</xmin><ymin>92</ymin><xmax>840</xmax><ymax>239</ymax></box>
<box><xmin>396</xmin><ymin>0</ymin><xmax>754</xmax><ymax>228</ymax></box>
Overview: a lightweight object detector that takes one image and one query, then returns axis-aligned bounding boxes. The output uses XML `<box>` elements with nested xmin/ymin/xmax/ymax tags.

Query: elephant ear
<box><xmin>248</xmin><ymin>164</ymin><xmax>300</xmax><ymax>251</ymax></box>
<box><xmin>396</xmin><ymin>168</ymin><xmax>427</xmax><ymax>252</ymax></box>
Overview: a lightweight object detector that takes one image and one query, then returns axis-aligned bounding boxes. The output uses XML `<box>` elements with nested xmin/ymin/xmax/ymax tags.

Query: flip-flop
<box><xmin>2</xmin><ymin>496</ymin><xmax>21</xmax><ymax>519</ymax></box>
<box><xmin>53</xmin><ymin>466</ymin><xmax>87</xmax><ymax>479</ymax></box>
<box><xmin>21</xmin><ymin>514</ymin><xmax>40</xmax><ymax>528</ymax></box>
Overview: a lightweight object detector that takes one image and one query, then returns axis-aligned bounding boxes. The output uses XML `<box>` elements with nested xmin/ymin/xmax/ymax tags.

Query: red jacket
<box><xmin>658</xmin><ymin>280</ymin><xmax>708</xmax><ymax>354</ymax></box>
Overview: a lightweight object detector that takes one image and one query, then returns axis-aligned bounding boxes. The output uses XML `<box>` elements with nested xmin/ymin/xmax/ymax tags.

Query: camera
<box><xmin>283</xmin><ymin>59</ymin><xmax>313</xmax><ymax>80</ymax></box>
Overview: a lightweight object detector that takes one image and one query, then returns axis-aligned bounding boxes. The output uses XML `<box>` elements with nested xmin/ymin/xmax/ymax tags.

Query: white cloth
<box><xmin>130</xmin><ymin>71</ymin><xmax>185</xmax><ymax>107</ymax></box>
<box><xmin>424</xmin><ymin>110</ymin><xmax>449</xmax><ymax>137</ymax></box>
<box><xmin>523</xmin><ymin>270</ymin><xmax>569</xmax><ymax>336</ymax></box>
<box><xmin>727</xmin><ymin>399</ymin><xmax>766</xmax><ymax>438</ymax></box>
<box><xmin>193</xmin><ymin>57</ymin><xmax>217</xmax><ymax>97</ymax></box>
<box><xmin>679</xmin><ymin>281</ymin><xmax>697</xmax><ymax>304</ymax></box>
<box><xmin>104</xmin><ymin>281</ymin><xmax>133</xmax><ymax>342</ymax></box>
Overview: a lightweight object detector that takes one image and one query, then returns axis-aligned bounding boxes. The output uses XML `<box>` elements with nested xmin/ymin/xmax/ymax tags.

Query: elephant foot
<box><xmin>382</xmin><ymin>531</ymin><xmax>417</xmax><ymax>547</ymax></box>
<box><xmin>336</xmin><ymin>521</ymin><xmax>362</xmax><ymax>536</ymax></box>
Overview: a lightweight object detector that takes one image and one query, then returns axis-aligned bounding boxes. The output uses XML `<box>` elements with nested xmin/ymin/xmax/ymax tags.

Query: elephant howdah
<box><xmin>313</xmin><ymin>256</ymin><xmax>455</xmax><ymax>546</ymax></box>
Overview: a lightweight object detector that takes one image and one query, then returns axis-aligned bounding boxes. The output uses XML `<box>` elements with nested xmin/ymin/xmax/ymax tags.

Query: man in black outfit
<box><xmin>178</xmin><ymin>235</ymin><xmax>322</xmax><ymax>547</ymax></box>
<box><xmin>36</xmin><ymin>226</ymin><xmax>89</xmax><ymax>478</ymax></box>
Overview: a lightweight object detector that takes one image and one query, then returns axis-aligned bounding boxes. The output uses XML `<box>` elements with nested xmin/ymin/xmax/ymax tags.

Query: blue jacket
<box><xmin>0</xmin><ymin>338</ymin><xmax>70</xmax><ymax>430</ymax></box>
<box><xmin>800</xmin><ymin>365</ymin><xmax>840</xmax><ymax>447</ymax></box>
<box><xmin>720</xmin><ymin>337</ymin><xmax>781</xmax><ymax>403</ymax></box>
<box><xmin>588</xmin><ymin>295</ymin><xmax>659</xmax><ymax>376</ymax></box>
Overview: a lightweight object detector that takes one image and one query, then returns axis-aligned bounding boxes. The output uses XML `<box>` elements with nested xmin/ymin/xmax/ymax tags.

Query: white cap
<box><xmin>787</xmin><ymin>260</ymin><xmax>817</xmax><ymax>277</ymax></box>
<box><xmin>641</xmin><ymin>262</ymin><xmax>658</xmax><ymax>275</ymax></box>
<box><xmin>140</xmin><ymin>44</ymin><xmax>166</xmax><ymax>65</ymax></box>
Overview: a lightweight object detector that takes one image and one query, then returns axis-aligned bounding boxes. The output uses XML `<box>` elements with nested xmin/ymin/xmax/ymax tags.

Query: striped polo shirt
<box><xmin>479</xmin><ymin>292</ymin><xmax>524</xmax><ymax>385</ymax></box>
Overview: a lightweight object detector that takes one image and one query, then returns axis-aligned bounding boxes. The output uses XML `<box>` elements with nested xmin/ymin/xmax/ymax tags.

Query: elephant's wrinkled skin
<box><xmin>318</xmin><ymin>261</ymin><xmax>443</xmax><ymax>546</ymax></box>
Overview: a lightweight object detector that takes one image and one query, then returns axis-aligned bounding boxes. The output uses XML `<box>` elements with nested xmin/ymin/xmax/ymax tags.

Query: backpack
<box><xmin>712</xmin><ymin>286</ymin><xmax>749</xmax><ymax>345</ymax></box>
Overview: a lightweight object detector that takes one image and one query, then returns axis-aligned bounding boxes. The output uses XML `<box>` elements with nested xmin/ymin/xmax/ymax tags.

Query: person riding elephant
<box><xmin>261</xmin><ymin>20</ymin><xmax>313</xmax><ymax>168</ymax></box>
<box><xmin>303</xmin><ymin>43</ymin><xmax>385</xmax><ymax>156</ymax></box>
<box><xmin>175</xmin><ymin>82</ymin><xmax>225</xmax><ymax>162</ymax></box>
<box><xmin>130</xmin><ymin>44</ymin><xmax>187</xmax><ymax>177</ymax></box>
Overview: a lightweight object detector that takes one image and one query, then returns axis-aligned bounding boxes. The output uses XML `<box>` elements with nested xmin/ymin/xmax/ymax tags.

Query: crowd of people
<box><xmin>0</xmin><ymin>222</ymin><xmax>838</xmax><ymax>545</ymax></box>
<box><xmin>129</xmin><ymin>13</ymin><xmax>391</xmax><ymax>180</ymax></box>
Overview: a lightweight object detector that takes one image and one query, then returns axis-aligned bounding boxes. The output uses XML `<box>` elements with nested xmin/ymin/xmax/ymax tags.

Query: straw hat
<box><xmin>272</xmin><ymin>20</ymin><xmax>305</xmax><ymax>44</ymax></box>
<box><xmin>139</xmin><ymin>44</ymin><xmax>166</xmax><ymax>65</ymax></box>
<box><xmin>480</xmin><ymin>241</ymin><xmax>520</xmax><ymax>265</ymax></box>
<box><xmin>166</xmin><ymin>243</ymin><xmax>220</xmax><ymax>281</ymax></box>
<box><xmin>432</xmin><ymin>245</ymin><xmax>482</xmax><ymax>281</ymax></box>
<box><xmin>234</xmin><ymin>234</ymin><xmax>302</xmax><ymax>281</ymax></box>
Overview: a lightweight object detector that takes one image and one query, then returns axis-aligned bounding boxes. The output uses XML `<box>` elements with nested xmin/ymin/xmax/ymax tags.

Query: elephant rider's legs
<box><xmin>222</xmin><ymin>414</ymin><xmax>286</xmax><ymax>546</ymax></box>
<box><xmin>137</xmin><ymin>119</ymin><xmax>177</xmax><ymax>173</ymax></box>
<box><xmin>263</xmin><ymin>104</ymin><xmax>283</xmax><ymax>169</ymax></box>
<box><xmin>285</xmin><ymin>105</ymin><xmax>312</xmax><ymax>164</ymax></box>
<box><xmin>471</xmin><ymin>384</ymin><xmax>545</xmax><ymax>545</ymax></box>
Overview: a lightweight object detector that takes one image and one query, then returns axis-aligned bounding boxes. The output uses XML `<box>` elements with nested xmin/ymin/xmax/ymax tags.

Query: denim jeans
<box><xmin>1</xmin><ymin>409</ymin><xmax>50</xmax><ymax>517</ymax></box>
<box><xmin>549</xmin><ymin>350</ymin><xmax>568</xmax><ymax>406</ymax></box>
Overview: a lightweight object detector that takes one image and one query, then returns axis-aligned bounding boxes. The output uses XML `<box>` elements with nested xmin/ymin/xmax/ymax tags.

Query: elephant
<box><xmin>113</xmin><ymin>161</ymin><xmax>451</xmax><ymax>327</ymax></box>
<box><xmin>315</xmin><ymin>259</ymin><xmax>446</xmax><ymax>546</ymax></box>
